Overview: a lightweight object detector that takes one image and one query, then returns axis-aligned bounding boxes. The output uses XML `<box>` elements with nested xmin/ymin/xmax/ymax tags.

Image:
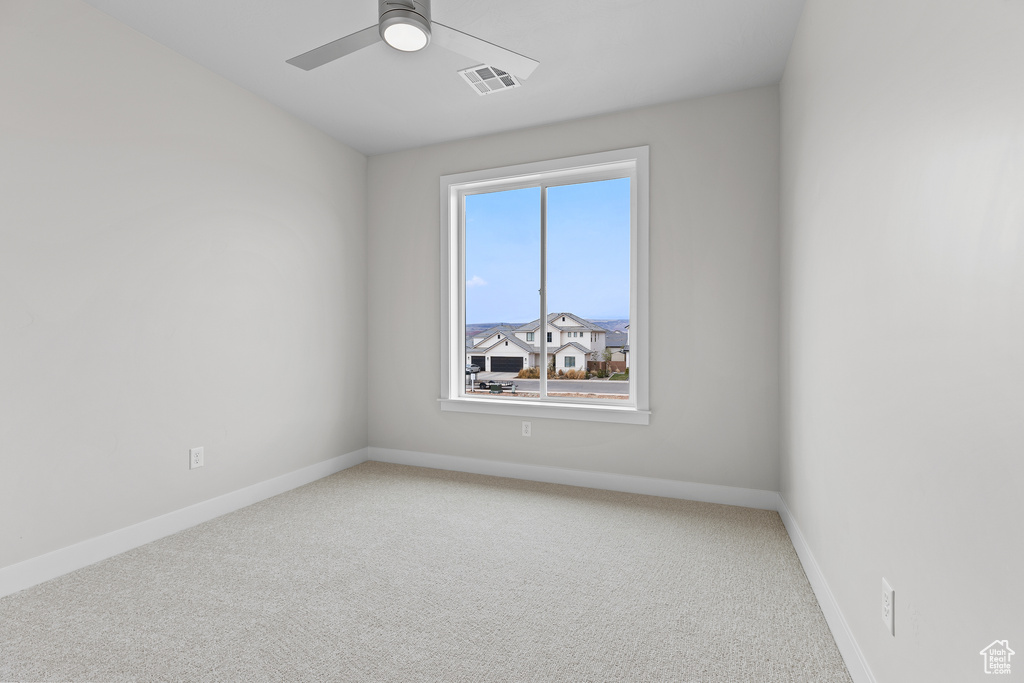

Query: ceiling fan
<box><xmin>286</xmin><ymin>0</ymin><xmax>539</xmax><ymax>80</ymax></box>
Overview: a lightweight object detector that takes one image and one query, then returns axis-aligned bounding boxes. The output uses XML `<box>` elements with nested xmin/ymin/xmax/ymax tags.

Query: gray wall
<box><xmin>368</xmin><ymin>88</ymin><xmax>781</xmax><ymax>490</ymax></box>
<box><xmin>0</xmin><ymin>1</ymin><xmax>368</xmax><ymax>569</ymax></box>
<box><xmin>780</xmin><ymin>1</ymin><xmax>1024</xmax><ymax>680</ymax></box>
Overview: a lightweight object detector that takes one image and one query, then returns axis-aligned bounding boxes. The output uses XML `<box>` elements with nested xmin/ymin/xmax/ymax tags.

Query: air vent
<box><xmin>457</xmin><ymin>64</ymin><xmax>522</xmax><ymax>96</ymax></box>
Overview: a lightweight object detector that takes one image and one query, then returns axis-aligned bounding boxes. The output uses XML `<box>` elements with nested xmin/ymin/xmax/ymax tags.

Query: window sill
<box><xmin>438</xmin><ymin>397</ymin><xmax>650</xmax><ymax>425</ymax></box>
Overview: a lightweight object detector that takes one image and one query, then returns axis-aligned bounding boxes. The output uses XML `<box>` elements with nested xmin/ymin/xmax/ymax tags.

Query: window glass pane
<box><xmin>546</xmin><ymin>178</ymin><xmax>631</xmax><ymax>399</ymax></box>
<box><xmin>464</xmin><ymin>187</ymin><xmax>540</xmax><ymax>397</ymax></box>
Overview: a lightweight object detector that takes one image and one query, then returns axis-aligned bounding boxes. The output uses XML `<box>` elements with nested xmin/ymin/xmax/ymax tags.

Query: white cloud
<box><xmin>466</xmin><ymin>275</ymin><xmax>487</xmax><ymax>288</ymax></box>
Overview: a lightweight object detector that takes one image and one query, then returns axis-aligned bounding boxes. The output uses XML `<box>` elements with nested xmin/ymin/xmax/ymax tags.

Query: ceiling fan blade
<box><xmin>430</xmin><ymin>22</ymin><xmax>538</xmax><ymax>79</ymax></box>
<box><xmin>287</xmin><ymin>25</ymin><xmax>381</xmax><ymax>71</ymax></box>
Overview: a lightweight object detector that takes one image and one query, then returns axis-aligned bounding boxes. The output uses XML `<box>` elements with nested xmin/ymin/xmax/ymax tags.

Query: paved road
<box><xmin>467</xmin><ymin>373</ymin><xmax>629</xmax><ymax>396</ymax></box>
<box><xmin>513</xmin><ymin>379</ymin><xmax>628</xmax><ymax>395</ymax></box>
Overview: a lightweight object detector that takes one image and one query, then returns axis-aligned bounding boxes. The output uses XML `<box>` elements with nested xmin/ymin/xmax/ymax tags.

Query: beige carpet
<box><xmin>0</xmin><ymin>462</ymin><xmax>851</xmax><ymax>682</ymax></box>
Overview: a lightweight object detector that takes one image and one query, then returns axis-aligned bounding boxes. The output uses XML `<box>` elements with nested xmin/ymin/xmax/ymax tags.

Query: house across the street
<box><xmin>604</xmin><ymin>330</ymin><xmax>630</xmax><ymax>369</ymax></box>
<box><xmin>466</xmin><ymin>312</ymin><xmax>608</xmax><ymax>373</ymax></box>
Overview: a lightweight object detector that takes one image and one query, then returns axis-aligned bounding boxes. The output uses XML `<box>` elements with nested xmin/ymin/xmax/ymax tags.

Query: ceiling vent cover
<box><xmin>458</xmin><ymin>65</ymin><xmax>521</xmax><ymax>95</ymax></box>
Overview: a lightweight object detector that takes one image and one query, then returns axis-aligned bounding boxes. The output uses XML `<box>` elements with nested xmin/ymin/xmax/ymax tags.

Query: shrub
<box><xmin>517</xmin><ymin>366</ymin><xmax>541</xmax><ymax>379</ymax></box>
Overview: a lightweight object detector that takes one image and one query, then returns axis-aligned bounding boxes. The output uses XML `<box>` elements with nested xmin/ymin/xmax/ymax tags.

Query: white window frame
<box><xmin>439</xmin><ymin>146</ymin><xmax>650</xmax><ymax>425</ymax></box>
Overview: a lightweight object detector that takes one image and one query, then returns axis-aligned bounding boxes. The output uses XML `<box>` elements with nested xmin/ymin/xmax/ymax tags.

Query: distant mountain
<box><xmin>589</xmin><ymin>319</ymin><xmax>629</xmax><ymax>332</ymax></box>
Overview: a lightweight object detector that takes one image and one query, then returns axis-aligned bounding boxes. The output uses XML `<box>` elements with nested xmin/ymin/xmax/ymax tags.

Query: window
<box><xmin>440</xmin><ymin>147</ymin><xmax>649</xmax><ymax>424</ymax></box>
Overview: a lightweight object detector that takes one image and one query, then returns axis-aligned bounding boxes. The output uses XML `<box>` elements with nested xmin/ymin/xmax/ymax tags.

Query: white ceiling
<box><xmin>80</xmin><ymin>0</ymin><xmax>805</xmax><ymax>156</ymax></box>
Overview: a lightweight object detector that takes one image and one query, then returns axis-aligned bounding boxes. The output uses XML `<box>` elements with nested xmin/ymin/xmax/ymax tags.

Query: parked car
<box><xmin>466</xmin><ymin>364</ymin><xmax>481</xmax><ymax>374</ymax></box>
<box><xmin>478</xmin><ymin>380</ymin><xmax>516</xmax><ymax>393</ymax></box>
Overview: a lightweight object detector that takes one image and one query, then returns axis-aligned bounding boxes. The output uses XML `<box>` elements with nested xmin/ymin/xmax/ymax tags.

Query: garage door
<box><xmin>471</xmin><ymin>355</ymin><xmax>486</xmax><ymax>369</ymax></box>
<box><xmin>489</xmin><ymin>357</ymin><xmax>524</xmax><ymax>373</ymax></box>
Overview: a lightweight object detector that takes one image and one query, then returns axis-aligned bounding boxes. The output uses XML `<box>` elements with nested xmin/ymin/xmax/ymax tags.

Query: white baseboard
<box><xmin>777</xmin><ymin>495</ymin><xmax>876</xmax><ymax>683</ymax></box>
<box><xmin>370</xmin><ymin>448</ymin><xmax>872</xmax><ymax>683</ymax></box>
<box><xmin>368</xmin><ymin>447</ymin><xmax>780</xmax><ymax>510</ymax></box>
<box><xmin>0</xmin><ymin>447</ymin><xmax>369</xmax><ymax>598</ymax></box>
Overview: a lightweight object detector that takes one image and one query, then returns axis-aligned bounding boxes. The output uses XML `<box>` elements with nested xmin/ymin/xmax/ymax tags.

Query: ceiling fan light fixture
<box><xmin>287</xmin><ymin>0</ymin><xmax>539</xmax><ymax>80</ymax></box>
<box><xmin>379</xmin><ymin>2</ymin><xmax>431</xmax><ymax>52</ymax></box>
<box><xmin>382</xmin><ymin>20</ymin><xmax>430</xmax><ymax>51</ymax></box>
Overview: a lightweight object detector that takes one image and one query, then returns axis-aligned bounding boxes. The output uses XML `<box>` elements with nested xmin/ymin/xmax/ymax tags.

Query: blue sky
<box><xmin>465</xmin><ymin>177</ymin><xmax>630</xmax><ymax>324</ymax></box>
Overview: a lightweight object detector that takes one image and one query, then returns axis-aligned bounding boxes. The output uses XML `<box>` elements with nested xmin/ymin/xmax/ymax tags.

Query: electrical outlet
<box><xmin>189</xmin><ymin>446</ymin><xmax>204</xmax><ymax>470</ymax></box>
<box><xmin>882</xmin><ymin>578</ymin><xmax>894</xmax><ymax>636</ymax></box>
<box><xmin>522</xmin><ymin>421</ymin><xmax>531</xmax><ymax>437</ymax></box>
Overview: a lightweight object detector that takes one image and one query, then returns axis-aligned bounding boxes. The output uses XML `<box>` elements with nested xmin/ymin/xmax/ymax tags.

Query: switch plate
<box><xmin>882</xmin><ymin>577</ymin><xmax>894</xmax><ymax>636</ymax></box>
<box><xmin>521</xmin><ymin>421</ymin><xmax>531</xmax><ymax>437</ymax></box>
<box><xmin>189</xmin><ymin>446</ymin><xmax>204</xmax><ymax>470</ymax></box>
